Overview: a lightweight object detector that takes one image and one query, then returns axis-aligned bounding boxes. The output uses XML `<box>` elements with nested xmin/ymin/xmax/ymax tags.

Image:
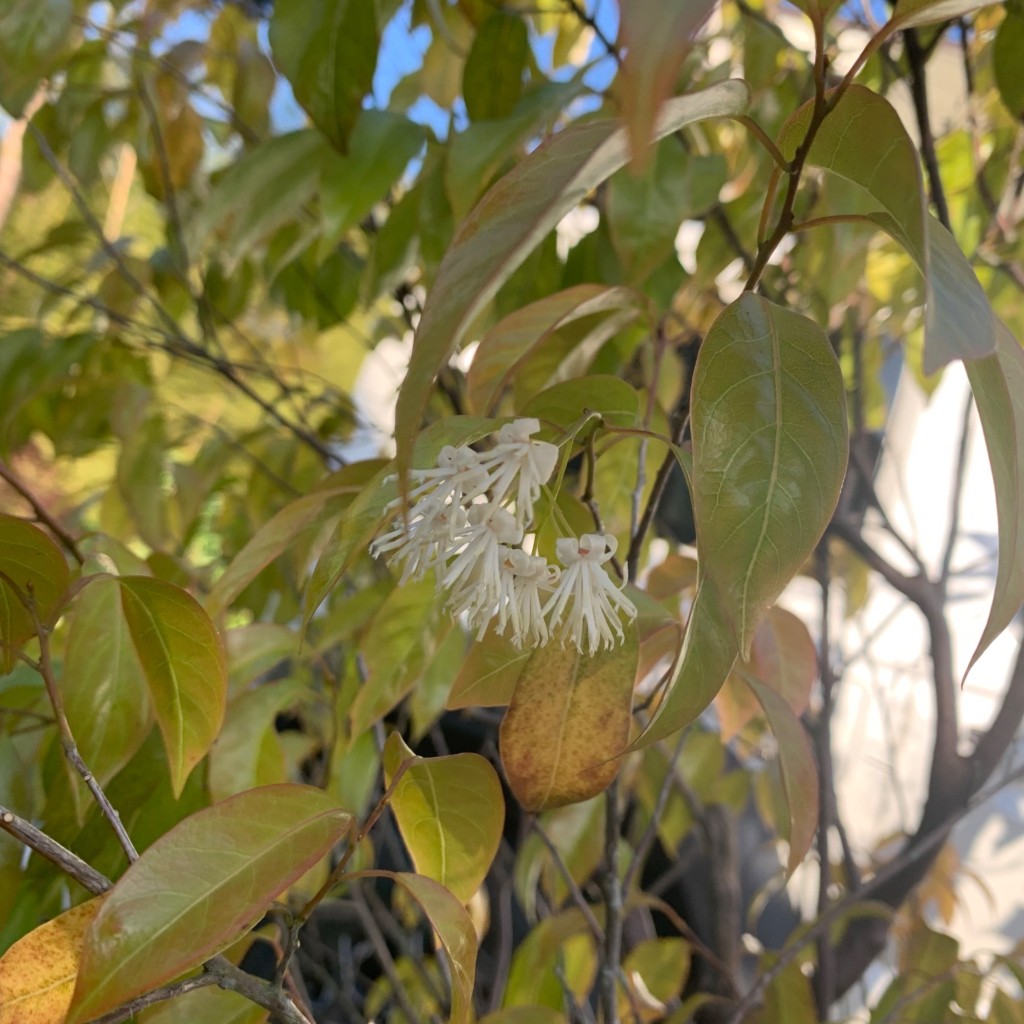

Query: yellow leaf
<box><xmin>0</xmin><ymin>897</ymin><xmax>105</xmax><ymax>1024</ymax></box>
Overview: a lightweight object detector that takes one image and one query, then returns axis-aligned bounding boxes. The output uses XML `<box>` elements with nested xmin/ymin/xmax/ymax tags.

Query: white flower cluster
<box><xmin>370</xmin><ymin>419</ymin><xmax>637</xmax><ymax>655</ymax></box>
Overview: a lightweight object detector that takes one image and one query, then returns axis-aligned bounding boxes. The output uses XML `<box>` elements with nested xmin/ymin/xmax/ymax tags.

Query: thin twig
<box><xmin>0</xmin><ymin>461</ymin><xmax>84</xmax><ymax>564</ymax></box>
<box><xmin>532</xmin><ymin>817</ymin><xmax>604</xmax><ymax>943</ymax></box>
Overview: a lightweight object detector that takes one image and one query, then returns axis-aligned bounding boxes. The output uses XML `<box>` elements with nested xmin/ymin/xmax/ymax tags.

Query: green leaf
<box><xmin>0</xmin><ymin>0</ymin><xmax>73</xmax><ymax>113</ymax></box>
<box><xmin>269</xmin><ymin>0</ymin><xmax>379</xmax><ymax>153</ymax></box>
<box><xmin>65</xmin><ymin>785</ymin><xmax>352</xmax><ymax>1024</ymax></box>
<box><xmin>891</xmin><ymin>0</ymin><xmax>999</xmax><ymax>29</ymax></box>
<box><xmin>742</xmin><ymin>672</ymin><xmax>819</xmax><ymax>875</ymax></box>
<box><xmin>63</xmin><ymin>578</ymin><xmax>152</xmax><ymax>803</ymax></box>
<box><xmin>621</xmin><ymin>937</ymin><xmax>691</xmax><ymax>1019</ymax></box>
<box><xmin>117</xmin><ymin>577</ymin><xmax>227</xmax><ymax>798</ymax></box>
<box><xmin>446</xmin><ymin>633</ymin><xmax>530</xmax><ymax>709</ymax></box>
<box><xmin>521</xmin><ymin>375</ymin><xmax>640</xmax><ymax>430</ymax></box>
<box><xmin>360</xmin><ymin>872</ymin><xmax>478</xmax><ymax>1024</ymax></box>
<box><xmin>479</xmin><ymin>1009</ymin><xmax>563</xmax><ymax>1024</ymax></box>
<box><xmin>995</xmin><ymin>11</ymin><xmax>1024</xmax><ymax>120</ymax></box>
<box><xmin>779</xmin><ymin>85</ymin><xmax>996</xmax><ymax>373</ymax></box>
<box><xmin>500</xmin><ymin>625</ymin><xmax>638</xmax><ymax>810</ymax></box>
<box><xmin>320</xmin><ymin>111</ymin><xmax>426</xmax><ymax>242</ymax></box>
<box><xmin>463</xmin><ymin>11</ymin><xmax>529</xmax><ymax>122</ymax></box>
<box><xmin>208</xmin><ymin>679</ymin><xmax>307</xmax><ymax>803</ymax></box>
<box><xmin>383</xmin><ymin>734</ymin><xmax>505</xmax><ymax>903</ymax></box>
<box><xmin>393</xmin><ymin>80</ymin><xmax>750</xmax><ymax>483</ymax></box>
<box><xmin>964</xmin><ymin>324</ymin><xmax>1024</xmax><ymax>679</ymax></box>
<box><xmin>691</xmin><ymin>294</ymin><xmax>847</xmax><ymax>655</ymax></box>
<box><xmin>633</xmin><ymin>571</ymin><xmax>737</xmax><ymax>748</ymax></box>
<box><xmin>617</xmin><ymin>0</ymin><xmax>718</xmax><ymax>169</ymax></box>
<box><xmin>189</xmin><ymin>131</ymin><xmax>328</xmax><ymax>270</ymax></box>
<box><xmin>467</xmin><ymin>285</ymin><xmax>646</xmax><ymax>416</ymax></box>
<box><xmin>0</xmin><ymin>514</ymin><xmax>69</xmax><ymax>674</ymax></box>
<box><xmin>503</xmin><ymin>910</ymin><xmax>596</xmax><ymax>1009</ymax></box>
<box><xmin>138</xmin><ymin>985</ymin><xmax>268</xmax><ymax>1024</ymax></box>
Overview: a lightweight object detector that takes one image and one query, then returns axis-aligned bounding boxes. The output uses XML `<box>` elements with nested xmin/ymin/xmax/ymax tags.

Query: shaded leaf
<box><xmin>394</xmin><ymin>80</ymin><xmax>750</xmax><ymax>483</ymax></box>
<box><xmin>521</xmin><ymin>375</ymin><xmax>640</xmax><ymax>430</ymax></box>
<box><xmin>503</xmin><ymin>910</ymin><xmax>596</xmax><ymax>1009</ymax></box>
<box><xmin>500</xmin><ymin>625</ymin><xmax>638</xmax><ymax>810</ymax></box>
<box><xmin>0</xmin><ymin>514</ymin><xmax>69</xmax><ymax>674</ymax></box>
<box><xmin>383</xmin><ymin>733</ymin><xmax>504</xmax><ymax>903</ymax></box>
<box><xmin>995</xmin><ymin>11</ymin><xmax>1024</xmax><ymax>120</ymax></box>
<box><xmin>463</xmin><ymin>11</ymin><xmax>529</xmax><ymax>122</ymax></box>
<box><xmin>269</xmin><ymin>0</ymin><xmax>378</xmax><ymax>153</ymax></box>
<box><xmin>964</xmin><ymin>323</ymin><xmax>1024</xmax><ymax>678</ymax></box>
<box><xmin>66</xmin><ymin>785</ymin><xmax>352</xmax><ymax>1024</ymax></box>
<box><xmin>618</xmin><ymin>0</ymin><xmax>718</xmax><ymax>169</ymax></box>
<box><xmin>139</xmin><ymin>985</ymin><xmax>268</xmax><ymax>1024</ymax></box>
<box><xmin>118</xmin><ymin>577</ymin><xmax>227</xmax><ymax>797</ymax></box>
<box><xmin>0</xmin><ymin>897</ymin><xmax>104</xmax><ymax>1024</ymax></box>
<box><xmin>621</xmin><ymin>938</ymin><xmax>691</xmax><ymax>1022</ymax></box>
<box><xmin>467</xmin><ymin>285</ymin><xmax>646</xmax><ymax>416</ymax></box>
<box><xmin>743</xmin><ymin>673</ymin><xmax>819</xmax><ymax>875</ymax></box>
<box><xmin>891</xmin><ymin>0</ymin><xmax>999</xmax><ymax>29</ymax></box>
<box><xmin>690</xmin><ymin>293</ymin><xmax>847</xmax><ymax>656</ymax></box>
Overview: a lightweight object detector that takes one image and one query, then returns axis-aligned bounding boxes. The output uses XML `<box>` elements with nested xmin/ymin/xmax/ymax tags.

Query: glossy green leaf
<box><xmin>63</xmin><ymin>578</ymin><xmax>152</xmax><ymax>801</ymax></box>
<box><xmin>208</xmin><ymin>678</ymin><xmax>306</xmax><ymax>802</ymax></box>
<box><xmin>117</xmin><ymin>577</ymin><xmax>227</xmax><ymax>797</ymax></box>
<box><xmin>383</xmin><ymin>733</ymin><xmax>504</xmax><ymax>903</ymax></box>
<box><xmin>691</xmin><ymin>294</ymin><xmax>847</xmax><ymax>655</ymax></box>
<box><xmin>742</xmin><ymin>672</ymin><xmax>818</xmax><ymax>875</ymax></box>
<box><xmin>359</xmin><ymin>871</ymin><xmax>477</xmax><ymax>1024</ymax></box>
<box><xmin>393</xmin><ymin>80</ymin><xmax>750</xmax><ymax>483</ymax></box>
<box><xmin>0</xmin><ymin>514</ymin><xmax>69</xmax><ymax>674</ymax></box>
<box><xmin>617</xmin><ymin>0</ymin><xmax>718</xmax><ymax>168</ymax></box>
<box><xmin>269</xmin><ymin>0</ymin><xmax>378</xmax><ymax>153</ymax></box>
<box><xmin>964</xmin><ymin>323</ymin><xmax>1024</xmax><ymax>678</ymax></box>
<box><xmin>446</xmin><ymin>633</ymin><xmax>530</xmax><ymax>709</ymax></box>
<box><xmin>633</xmin><ymin>571</ymin><xmax>737</xmax><ymax>748</ymax></box>
<box><xmin>65</xmin><ymin>785</ymin><xmax>352</xmax><ymax>1024</ymax></box>
<box><xmin>463</xmin><ymin>11</ymin><xmax>529</xmax><ymax>122</ymax></box>
<box><xmin>521</xmin><ymin>375</ymin><xmax>640</xmax><ymax>430</ymax></box>
<box><xmin>500</xmin><ymin>625</ymin><xmax>638</xmax><ymax>810</ymax></box>
<box><xmin>467</xmin><ymin>285</ymin><xmax>646</xmax><ymax>416</ymax></box>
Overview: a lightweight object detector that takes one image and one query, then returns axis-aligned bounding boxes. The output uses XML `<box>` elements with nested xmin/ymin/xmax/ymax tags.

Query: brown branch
<box><xmin>0</xmin><ymin>461</ymin><xmax>84</xmax><ymax>564</ymax></box>
<box><xmin>599</xmin><ymin>777</ymin><xmax>625</xmax><ymax>1024</ymax></box>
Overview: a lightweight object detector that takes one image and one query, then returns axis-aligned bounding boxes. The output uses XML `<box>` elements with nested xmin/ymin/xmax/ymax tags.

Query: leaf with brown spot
<box><xmin>500</xmin><ymin>626</ymin><xmax>638</xmax><ymax>810</ymax></box>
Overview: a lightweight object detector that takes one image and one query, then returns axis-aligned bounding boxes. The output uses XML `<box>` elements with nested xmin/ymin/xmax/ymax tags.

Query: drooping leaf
<box><xmin>995</xmin><ymin>11</ymin><xmax>1024</xmax><ymax>120</ymax></box>
<box><xmin>0</xmin><ymin>897</ymin><xmax>104</xmax><ymax>1024</ymax></box>
<box><xmin>383</xmin><ymin>733</ymin><xmax>505</xmax><ymax>903</ymax></box>
<box><xmin>964</xmin><ymin>324</ymin><xmax>1024</xmax><ymax>678</ymax></box>
<box><xmin>358</xmin><ymin>872</ymin><xmax>478</xmax><ymax>1024</ymax></box>
<box><xmin>446</xmin><ymin>633</ymin><xmax>530</xmax><ymax>709</ymax></box>
<box><xmin>500</xmin><ymin>625</ymin><xmax>639</xmax><ymax>810</ymax></box>
<box><xmin>65</xmin><ymin>786</ymin><xmax>352</xmax><ymax>1024</ymax></box>
<box><xmin>617</xmin><ymin>0</ymin><xmax>718</xmax><ymax>169</ymax></box>
<box><xmin>467</xmin><ymin>285</ymin><xmax>647</xmax><ymax>416</ymax></box>
<box><xmin>269</xmin><ymin>0</ymin><xmax>379</xmax><ymax>153</ymax></box>
<box><xmin>117</xmin><ymin>577</ymin><xmax>227</xmax><ymax>797</ymax></box>
<box><xmin>743</xmin><ymin>672</ymin><xmax>819</xmax><ymax>875</ymax></box>
<box><xmin>394</xmin><ymin>80</ymin><xmax>750</xmax><ymax>484</ymax></box>
<box><xmin>778</xmin><ymin>86</ymin><xmax>996</xmax><ymax>373</ymax></box>
<box><xmin>463</xmin><ymin>10</ymin><xmax>529</xmax><ymax>122</ymax></box>
<box><xmin>690</xmin><ymin>294</ymin><xmax>847</xmax><ymax>656</ymax></box>
<box><xmin>0</xmin><ymin>514</ymin><xmax>69</xmax><ymax>674</ymax></box>
<box><xmin>63</xmin><ymin>578</ymin><xmax>152</xmax><ymax>803</ymax></box>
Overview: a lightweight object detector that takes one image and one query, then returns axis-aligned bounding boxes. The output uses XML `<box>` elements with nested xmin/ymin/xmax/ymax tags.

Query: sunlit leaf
<box><xmin>964</xmin><ymin>323</ymin><xmax>1024</xmax><ymax>679</ymax></box>
<box><xmin>446</xmin><ymin>632</ymin><xmax>530</xmax><ymax>709</ymax></box>
<box><xmin>891</xmin><ymin>0</ymin><xmax>999</xmax><ymax>29</ymax></box>
<box><xmin>269</xmin><ymin>0</ymin><xmax>378</xmax><ymax>153</ymax></box>
<box><xmin>117</xmin><ymin>577</ymin><xmax>227</xmax><ymax>797</ymax></box>
<box><xmin>467</xmin><ymin>285</ymin><xmax>646</xmax><ymax>416</ymax></box>
<box><xmin>617</xmin><ymin>0</ymin><xmax>718</xmax><ymax>169</ymax></box>
<box><xmin>383</xmin><ymin>733</ymin><xmax>504</xmax><ymax>903</ymax></box>
<box><xmin>690</xmin><ymin>293</ymin><xmax>847</xmax><ymax>656</ymax></box>
<box><xmin>500</xmin><ymin>625</ymin><xmax>638</xmax><ymax>810</ymax></box>
<box><xmin>0</xmin><ymin>897</ymin><xmax>104</xmax><ymax>1024</ymax></box>
<box><xmin>63</xmin><ymin>578</ymin><xmax>152</xmax><ymax>804</ymax></box>
<box><xmin>0</xmin><ymin>514</ymin><xmax>69</xmax><ymax>673</ymax></box>
<box><xmin>66</xmin><ymin>785</ymin><xmax>352</xmax><ymax>1024</ymax></box>
<box><xmin>742</xmin><ymin>672</ymin><xmax>819</xmax><ymax>875</ymax></box>
<box><xmin>394</xmin><ymin>80</ymin><xmax>750</xmax><ymax>483</ymax></box>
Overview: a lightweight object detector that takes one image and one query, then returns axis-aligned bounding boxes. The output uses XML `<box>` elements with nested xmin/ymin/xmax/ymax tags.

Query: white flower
<box><xmin>444</xmin><ymin>503</ymin><xmax>523</xmax><ymax>631</ymax></box>
<box><xmin>543</xmin><ymin>533</ymin><xmax>637</xmax><ymax>655</ymax></box>
<box><xmin>495</xmin><ymin>547</ymin><xmax>560</xmax><ymax>648</ymax></box>
<box><xmin>476</xmin><ymin>418</ymin><xmax>559</xmax><ymax>526</ymax></box>
<box><xmin>370</xmin><ymin>502</ymin><xmax>468</xmax><ymax>584</ymax></box>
